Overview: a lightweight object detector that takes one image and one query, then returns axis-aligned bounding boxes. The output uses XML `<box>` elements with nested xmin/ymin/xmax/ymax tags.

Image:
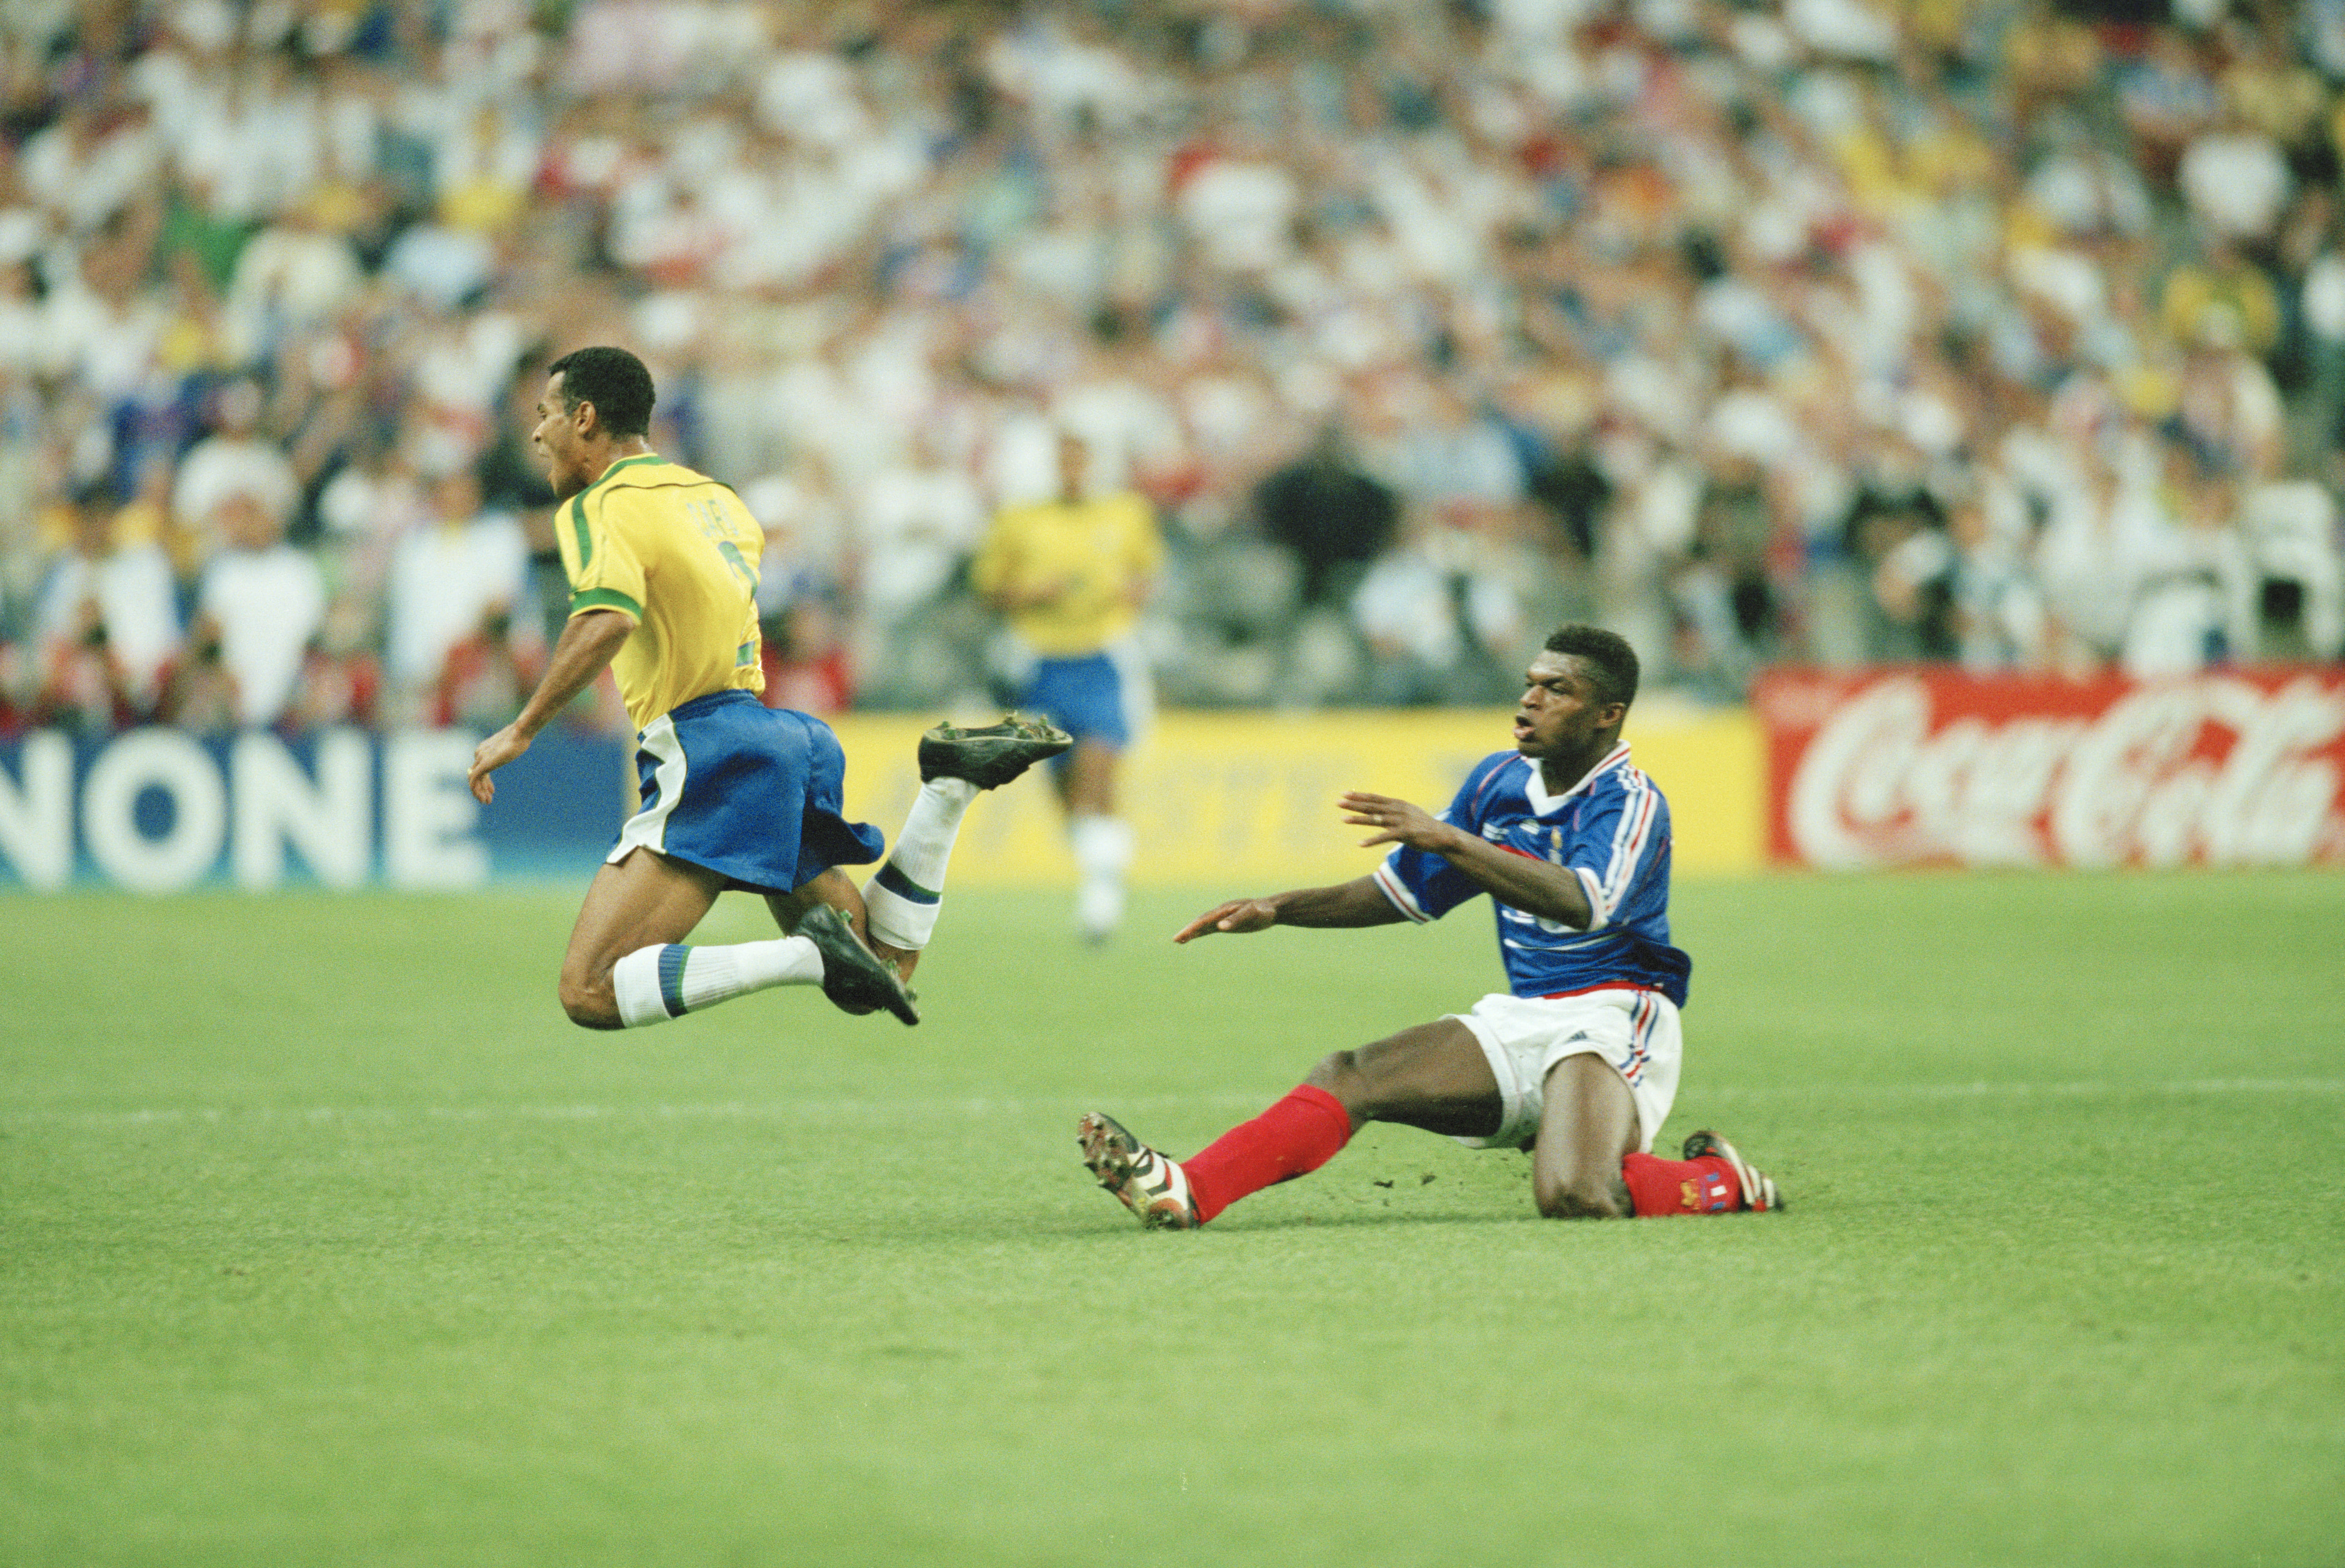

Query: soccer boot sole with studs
<box><xmin>918</xmin><ymin>715</ymin><xmax>1073</xmax><ymax>789</ymax></box>
<box><xmin>1078</xmin><ymin>1112</ymin><xmax>1199</xmax><ymax>1229</ymax></box>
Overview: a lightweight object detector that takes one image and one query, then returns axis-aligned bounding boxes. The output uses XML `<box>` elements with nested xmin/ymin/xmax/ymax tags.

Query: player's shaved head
<box><xmin>546</xmin><ymin>346</ymin><xmax>655</xmax><ymax>437</ymax></box>
<box><xmin>1543</xmin><ymin>624</ymin><xmax>1639</xmax><ymax>711</ymax></box>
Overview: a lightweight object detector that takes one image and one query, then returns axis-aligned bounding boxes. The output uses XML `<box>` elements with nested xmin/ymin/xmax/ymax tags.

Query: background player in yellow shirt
<box><xmin>971</xmin><ymin>429</ymin><xmax>1162</xmax><ymax>943</ymax></box>
<box><xmin>467</xmin><ymin>346</ymin><xmax>1065</xmax><ymax>1033</ymax></box>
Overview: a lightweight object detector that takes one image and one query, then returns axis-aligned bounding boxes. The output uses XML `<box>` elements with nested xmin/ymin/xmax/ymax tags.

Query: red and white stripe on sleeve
<box><xmin>1372</xmin><ymin>856</ymin><xmax>1432</xmax><ymax>923</ymax></box>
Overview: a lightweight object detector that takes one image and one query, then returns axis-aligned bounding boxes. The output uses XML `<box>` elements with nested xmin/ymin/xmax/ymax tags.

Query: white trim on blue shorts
<box><xmin>608</xmin><ymin>713</ymin><xmax>687</xmax><ymax>864</ymax></box>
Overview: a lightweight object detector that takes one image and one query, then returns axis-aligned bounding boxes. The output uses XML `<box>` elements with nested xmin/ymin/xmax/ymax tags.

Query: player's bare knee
<box><xmin>558</xmin><ymin>968</ymin><xmax>622</xmax><ymax>1030</ymax></box>
<box><xmin>1534</xmin><ymin>1171</ymin><xmax>1628</xmax><ymax>1220</ymax></box>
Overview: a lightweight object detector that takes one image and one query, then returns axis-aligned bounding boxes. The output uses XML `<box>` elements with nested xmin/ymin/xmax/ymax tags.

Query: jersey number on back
<box><xmin>685</xmin><ymin>498</ymin><xmax>759</xmax><ymax>598</ymax></box>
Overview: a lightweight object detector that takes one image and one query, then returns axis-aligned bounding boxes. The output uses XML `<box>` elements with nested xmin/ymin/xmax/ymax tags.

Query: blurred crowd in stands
<box><xmin>3</xmin><ymin>0</ymin><xmax>2344</xmax><ymax>738</ymax></box>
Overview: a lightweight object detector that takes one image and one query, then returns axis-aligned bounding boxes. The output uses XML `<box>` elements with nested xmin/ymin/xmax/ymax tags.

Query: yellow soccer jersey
<box><xmin>556</xmin><ymin>453</ymin><xmax>763</xmax><ymax>732</ymax></box>
<box><xmin>971</xmin><ymin>491</ymin><xmax>1162</xmax><ymax>656</ymax></box>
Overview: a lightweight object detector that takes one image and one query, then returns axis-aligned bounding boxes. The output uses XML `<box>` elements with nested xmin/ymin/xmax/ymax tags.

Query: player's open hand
<box><xmin>1173</xmin><ymin>898</ymin><xmax>1279</xmax><ymax>943</ymax></box>
<box><xmin>1341</xmin><ymin>791</ymin><xmax>1449</xmax><ymax>852</ymax></box>
<box><xmin>467</xmin><ymin>724</ymin><xmax>531</xmax><ymax>805</ymax></box>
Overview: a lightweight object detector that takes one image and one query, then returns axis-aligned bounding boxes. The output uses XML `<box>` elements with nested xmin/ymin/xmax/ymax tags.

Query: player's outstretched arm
<box><xmin>469</xmin><ymin>609</ymin><xmax>635</xmax><ymax>804</ymax></box>
<box><xmin>1173</xmin><ymin>877</ymin><xmax>1403</xmax><ymax>943</ymax></box>
<box><xmin>1342</xmin><ymin>789</ymin><xmax>1595</xmax><ymax>929</ymax></box>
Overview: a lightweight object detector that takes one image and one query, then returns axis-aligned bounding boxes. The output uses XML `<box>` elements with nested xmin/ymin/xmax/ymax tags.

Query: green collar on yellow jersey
<box><xmin>591</xmin><ymin>453</ymin><xmax>667</xmax><ymax>486</ymax></box>
<box><xmin>565</xmin><ymin>453</ymin><xmax>668</xmax><ymax>572</ymax></box>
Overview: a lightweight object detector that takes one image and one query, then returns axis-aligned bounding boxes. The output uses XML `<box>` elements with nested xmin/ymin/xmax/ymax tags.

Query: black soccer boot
<box><xmin>797</xmin><ymin>903</ymin><xmax>920</xmax><ymax>1026</ymax></box>
<box><xmin>917</xmin><ymin>715</ymin><xmax>1073</xmax><ymax>789</ymax></box>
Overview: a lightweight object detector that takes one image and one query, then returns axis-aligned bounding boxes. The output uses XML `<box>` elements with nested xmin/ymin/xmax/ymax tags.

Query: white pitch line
<box><xmin>0</xmin><ymin>1092</ymin><xmax>1267</xmax><ymax>1130</ymax></box>
<box><xmin>2</xmin><ymin>1079</ymin><xmax>2341</xmax><ymax>1131</ymax></box>
<box><xmin>1700</xmin><ymin>1077</ymin><xmax>2345</xmax><ymax>1102</ymax></box>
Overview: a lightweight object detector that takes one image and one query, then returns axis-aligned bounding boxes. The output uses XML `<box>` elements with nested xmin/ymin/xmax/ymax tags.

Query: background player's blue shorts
<box><xmin>1022</xmin><ymin>650</ymin><xmax>1136</xmax><ymax>749</ymax></box>
<box><xmin>607</xmin><ymin>689</ymin><xmax>883</xmax><ymax>895</ymax></box>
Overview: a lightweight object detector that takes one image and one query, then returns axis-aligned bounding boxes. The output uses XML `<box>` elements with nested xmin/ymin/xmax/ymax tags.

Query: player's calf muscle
<box><xmin>1305</xmin><ymin>1046</ymin><xmax>1447</xmax><ymax>1128</ymax></box>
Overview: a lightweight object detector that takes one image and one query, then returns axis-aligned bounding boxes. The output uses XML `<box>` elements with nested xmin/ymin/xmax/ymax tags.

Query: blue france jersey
<box><xmin>1370</xmin><ymin>743</ymin><xmax>1691</xmax><ymax>1007</ymax></box>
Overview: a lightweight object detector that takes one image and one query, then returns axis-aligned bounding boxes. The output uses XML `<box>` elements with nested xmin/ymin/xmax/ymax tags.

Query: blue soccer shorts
<box><xmin>608</xmin><ymin>689</ymin><xmax>883</xmax><ymax>895</ymax></box>
<box><xmin>1019</xmin><ymin>640</ymin><xmax>1150</xmax><ymax>751</ymax></box>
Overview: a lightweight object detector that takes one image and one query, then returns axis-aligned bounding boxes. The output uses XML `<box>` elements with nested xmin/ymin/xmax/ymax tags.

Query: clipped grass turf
<box><xmin>3</xmin><ymin>872</ymin><xmax>2341</xmax><ymax>1566</ymax></box>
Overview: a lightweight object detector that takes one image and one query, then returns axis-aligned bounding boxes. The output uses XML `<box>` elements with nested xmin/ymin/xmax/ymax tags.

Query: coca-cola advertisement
<box><xmin>1754</xmin><ymin>669</ymin><xmax>2345</xmax><ymax>869</ymax></box>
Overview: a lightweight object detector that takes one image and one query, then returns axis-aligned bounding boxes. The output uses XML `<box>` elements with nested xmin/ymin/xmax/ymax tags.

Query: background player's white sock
<box><xmin>1070</xmin><ymin>813</ymin><xmax>1134</xmax><ymax>941</ymax></box>
<box><xmin>862</xmin><ymin>776</ymin><xmax>979</xmax><ymax>950</ymax></box>
<box><xmin>611</xmin><ymin>938</ymin><xmax>824</xmax><ymax>1027</ymax></box>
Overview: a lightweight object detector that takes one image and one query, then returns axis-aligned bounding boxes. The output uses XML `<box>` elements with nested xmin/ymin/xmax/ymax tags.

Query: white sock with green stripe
<box><xmin>862</xmin><ymin>777</ymin><xmax>979</xmax><ymax>950</ymax></box>
<box><xmin>611</xmin><ymin>938</ymin><xmax>823</xmax><ymax>1027</ymax></box>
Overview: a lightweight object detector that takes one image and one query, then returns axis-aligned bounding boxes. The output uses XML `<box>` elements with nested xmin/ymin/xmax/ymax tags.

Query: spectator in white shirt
<box><xmin>172</xmin><ymin>378</ymin><xmax>297</xmax><ymax>563</ymax></box>
<box><xmin>855</xmin><ymin>434</ymin><xmax>987</xmax><ymax>634</ymax></box>
<box><xmin>224</xmin><ymin>200</ymin><xmax>364</xmax><ymax>361</ymax></box>
<box><xmin>33</xmin><ymin>487</ymin><xmax>182</xmax><ymax>724</ymax></box>
<box><xmin>186</xmin><ymin>492</ymin><xmax>325</xmax><ymax>729</ymax></box>
<box><xmin>2177</xmin><ymin>112</ymin><xmax>2292</xmax><ymax>249</ymax></box>
<box><xmin>382</xmin><ymin>466</ymin><xmax>532</xmax><ymax>720</ymax></box>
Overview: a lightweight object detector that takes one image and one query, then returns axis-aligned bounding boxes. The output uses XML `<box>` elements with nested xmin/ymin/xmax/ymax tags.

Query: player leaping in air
<box><xmin>467</xmin><ymin>345</ymin><xmax>1067</xmax><ymax>1032</ymax></box>
<box><xmin>1078</xmin><ymin>624</ymin><xmax>1782</xmax><ymax>1226</ymax></box>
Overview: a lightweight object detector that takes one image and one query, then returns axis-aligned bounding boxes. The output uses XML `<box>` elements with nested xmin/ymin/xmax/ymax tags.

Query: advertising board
<box><xmin>0</xmin><ymin>706</ymin><xmax>1767</xmax><ymax>891</ymax></box>
<box><xmin>832</xmin><ymin>704</ymin><xmax>1763</xmax><ymax>886</ymax></box>
<box><xmin>1754</xmin><ymin>668</ymin><xmax>2345</xmax><ymax>869</ymax></box>
<box><xmin>0</xmin><ymin>727</ymin><xmax>630</xmax><ymax>891</ymax></box>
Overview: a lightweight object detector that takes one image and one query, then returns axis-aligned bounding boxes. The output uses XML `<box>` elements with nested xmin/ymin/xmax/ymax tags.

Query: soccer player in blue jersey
<box><xmin>1078</xmin><ymin>624</ymin><xmax>1782</xmax><ymax>1226</ymax></box>
<box><xmin>466</xmin><ymin>346</ymin><xmax>1066</xmax><ymax>1034</ymax></box>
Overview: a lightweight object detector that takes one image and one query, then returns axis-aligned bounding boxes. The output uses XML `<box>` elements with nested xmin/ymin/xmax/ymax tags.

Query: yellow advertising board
<box><xmin>831</xmin><ymin>704</ymin><xmax>1762</xmax><ymax>887</ymax></box>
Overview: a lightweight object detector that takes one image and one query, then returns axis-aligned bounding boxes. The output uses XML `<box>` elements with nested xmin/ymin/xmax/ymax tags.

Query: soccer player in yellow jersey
<box><xmin>971</xmin><ymin>429</ymin><xmax>1162</xmax><ymax>942</ymax></box>
<box><xmin>467</xmin><ymin>347</ymin><xmax>1067</xmax><ymax>1032</ymax></box>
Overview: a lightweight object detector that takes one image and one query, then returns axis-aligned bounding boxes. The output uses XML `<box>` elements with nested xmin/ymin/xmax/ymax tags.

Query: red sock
<box><xmin>1621</xmin><ymin>1152</ymin><xmax>1744</xmax><ymax>1216</ymax></box>
<box><xmin>1182</xmin><ymin>1084</ymin><xmax>1354</xmax><ymax>1224</ymax></box>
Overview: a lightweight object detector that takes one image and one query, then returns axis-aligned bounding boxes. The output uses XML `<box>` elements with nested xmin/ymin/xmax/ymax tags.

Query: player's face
<box><xmin>1514</xmin><ymin>652</ymin><xmax>1623</xmax><ymax>767</ymax></box>
<box><xmin>532</xmin><ymin>373</ymin><xmax>594</xmax><ymax>500</ymax></box>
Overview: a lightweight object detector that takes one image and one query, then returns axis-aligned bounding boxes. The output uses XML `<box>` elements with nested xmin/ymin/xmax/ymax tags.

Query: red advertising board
<box><xmin>1753</xmin><ymin>668</ymin><xmax>2345</xmax><ymax>869</ymax></box>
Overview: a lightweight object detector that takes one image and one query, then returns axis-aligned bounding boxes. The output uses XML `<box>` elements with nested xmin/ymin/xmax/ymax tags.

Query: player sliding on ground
<box><xmin>1079</xmin><ymin>624</ymin><xmax>1782</xmax><ymax>1226</ymax></box>
<box><xmin>467</xmin><ymin>346</ymin><xmax>1068</xmax><ymax>1031</ymax></box>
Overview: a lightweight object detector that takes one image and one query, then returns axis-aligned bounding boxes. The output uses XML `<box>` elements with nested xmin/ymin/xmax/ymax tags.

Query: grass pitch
<box><xmin>3</xmin><ymin>872</ymin><xmax>2341</xmax><ymax>1567</ymax></box>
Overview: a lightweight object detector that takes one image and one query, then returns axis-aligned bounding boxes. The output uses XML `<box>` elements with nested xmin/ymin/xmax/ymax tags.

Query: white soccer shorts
<box><xmin>1450</xmin><ymin>987</ymin><xmax>1683</xmax><ymax>1155</ymax></box>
